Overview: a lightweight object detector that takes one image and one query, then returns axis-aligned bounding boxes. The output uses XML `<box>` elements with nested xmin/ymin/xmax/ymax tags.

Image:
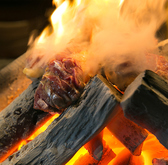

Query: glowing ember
<box><xmin>17</xmin><ymin>113</ymin><xmax>59</xmax><ymax>150</ymax></box>
<box><xmin>64</xmin><ymin>128</ymin><xmax>168</xmax><ymax>165</ymax></box>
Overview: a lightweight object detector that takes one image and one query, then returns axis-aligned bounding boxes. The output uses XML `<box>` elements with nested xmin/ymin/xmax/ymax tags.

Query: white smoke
<box><xmin>25</xmin><ymin>0</ymin><xmax>167</xmax><ymax>81</ymax></box>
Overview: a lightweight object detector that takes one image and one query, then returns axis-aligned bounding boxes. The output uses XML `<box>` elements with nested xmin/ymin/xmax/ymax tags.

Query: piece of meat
<box><xmin>34</xmin><ymin>58</ymin><xmax>84</xmax><ymax>113</ymax></box>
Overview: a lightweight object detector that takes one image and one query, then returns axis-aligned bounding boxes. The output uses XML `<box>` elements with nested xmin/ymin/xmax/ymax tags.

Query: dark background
<box><xmin>0</xmin><ymin>0</ymin><xmax>54</xmax><ymax>62</ymax></box>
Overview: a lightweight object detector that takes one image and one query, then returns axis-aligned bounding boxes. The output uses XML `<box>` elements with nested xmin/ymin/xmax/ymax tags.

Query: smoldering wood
<box><xmin>84</xmin><ymin>131</ymin><xmax>104</xmax><ymax>161</ymax></box>
<box><xmin>106</xmin><ymin>105</ymin><xmax>148</xmax><ymax>156</ymax></box>
<box><xmin>74</xmin><ymin>140</ymin><xmax>116</xmax><ymax>165</ymax></box>
<box><xmin>0</xmin><ymin>79</ymin><xmax>51</xmax><ymax>161</ymax></box>
<box><xmin>152</xmin><ymin>158</ymin><xmax>168</xmax><ymax>165</ymax></box>
<box><xmin>2</xmin><ymin>75</ymin><xmax>121</xmax><ymax>165</ymax></box>
<box><xmin>121</xmin><ymin>70</ymin><xmax>168</xmax><ymax>149</ymax></box>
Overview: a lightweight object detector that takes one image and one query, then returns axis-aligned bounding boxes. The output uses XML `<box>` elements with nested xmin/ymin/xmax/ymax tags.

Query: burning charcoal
<box><xmin>106</xmin><ymin>105</ymin><xmax>148</xmax><ymax>156</ymax></box>
<box><xmin>152</xmin><ymin>158</ymin><xmax>168</xmax><ymax>165</ymax></box>
<box><xmin>74</xmin><ymin>140</ymin><xmax>116</xmax><ymax>165</ymax></box>
<box><xmin>34</xmin><ymin>58</ymin><xmax>85</xmax><ymax>113</ymax></box>
<box><xmin>0</xmin><ymin>79</ymin><xmax>51</xmax><ymax>162</ymax></box>
<box><xmin>121</xmin><ymin>70</ymin><xmax>168</xmax><ymax>149</ymax></box>
<box><xmin>2</xmin><ymin>75</ymin><xmax>120</xmax><ymax>165</ymax></box>
<box><xmin>84</xmin><ymin>131</ymin><xmax>104</xmax><ymax>161</ymax></box>
<box><xmin>129</xmin><ymin>154</ymin><xmax>144</xmax><ymax>165</ymax></box>
<box><xmin>112</xmin><ymin>148</ymin><xmax>132</xmax><ymax>165</ymax></box>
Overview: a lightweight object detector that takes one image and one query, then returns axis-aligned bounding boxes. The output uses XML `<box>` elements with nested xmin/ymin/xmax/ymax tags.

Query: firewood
<box><xmin>106</xmin><ymin>105</ymin><xmax>148</xmax><ymax>156</ymax></box>
<box><xmin>0</xmin><ymin>79</ymin><xmax>51</xmax><ymax>162</ymax></box>
<box><xmin>0</xmin><ymin>53</ymin><xmax>27</xmax><ymax>91</ymax></box>
<box><xmin>2</xmin><ymin>75</ymin><xmax>120</xmax><ymax>165</ymax></box>
<box><xmin>121</xmin><ymin>70</ymin><xmax>168</xmax><ymax>149</ymax></box>
<box><xmin>112</xmin><ymin>148</ymin><xmax>132</xmax><ymax>165</ymax></box>
<box><xmin>74</xmin><ymin>140</ymin><xmax>116</xmax><ymax>165</ymax></box>
<box><xmin>84</xmin><ymin>131</ymin><xmax>104</xmax><ymax>161</ymax></box>
<box><xmin>0</xmin><ymin>53</ymin><xmax>32</xmax><ymax>111</ymax></box>
<box><xmin>152</xmin><ymin>158</ymin><xmax>168</xmax><ymax>165</ymax></box>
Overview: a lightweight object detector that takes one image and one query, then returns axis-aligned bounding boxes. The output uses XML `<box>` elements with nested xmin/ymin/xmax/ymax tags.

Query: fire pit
<box><xmin>0</xmin><ymin>0</ymin><xmax>168</xmax><ymax>164</ymax></box>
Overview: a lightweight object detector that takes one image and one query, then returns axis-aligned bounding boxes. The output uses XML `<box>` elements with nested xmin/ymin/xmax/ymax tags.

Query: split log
<box><xmin>0</xmin><ymin>79</ymin><xmax>51</xmax><ymax>162</ymax></box>
<box><xmin>152</xmin><ymin>158</ymin><xmax>168</xmax><ymax>165</ymax></box>
<box><xmin>121</xmin><ymin>70</ymin><xmax>168</xmax><ymax>149</ymax></box>
<box><xmin>2</xmin><ymin>75</ymin><xmax>120</xmax><ymax>165</ymax></box>
<box><xmin>106</xmin><ymin>106</ymin><xmax>148</xmax><ymax>156</ymax></box>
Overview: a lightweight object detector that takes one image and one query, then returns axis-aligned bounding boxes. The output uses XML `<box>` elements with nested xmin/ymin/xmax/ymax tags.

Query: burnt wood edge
<box><xmin>0</xmin><ymin>78</ymin><xmax>52</xmax><ymax>161</ymax></box>
<box><xmin>121</xmin><ymin>70</ymin><xmax>168</xmax><ymax>149</ymax></box>
<box><xmin>2</xmin><ymin>75</ymin><xmax>121</xmax><ymax>165</ymax></box>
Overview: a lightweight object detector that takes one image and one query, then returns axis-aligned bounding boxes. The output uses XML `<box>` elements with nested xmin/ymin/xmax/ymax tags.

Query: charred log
<box><xmin>2</xmin><ymin>75</ymin><xmax>120</xmax><ymax>165</ymax></box>
<box><xmin>74</xmin><ymin>140</ymin><xmax>116</xmax><ymax>165</ymax></box>
<box><xmin>0</xmin><ymin>79</ymin><xmax>51</xmax><ymax>162</ymax></box>
<box><xmin>121</xmin><ymin>70</ymin><xmax>168</xmax><ymax>149</ymax></box>
<box><xmin>84</xmin><ymin>131</ymin><xmax>104</xmax><ymax>161</ymax></box>
<box><xmin>106</xmin><ymin>105</ymin><xmax>148</xmax><ymax>156</ymax></box>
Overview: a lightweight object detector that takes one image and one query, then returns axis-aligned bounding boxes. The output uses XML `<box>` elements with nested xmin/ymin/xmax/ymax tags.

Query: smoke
<box><xmin>85</xmin><ymin>0</ymin><xmax>167</xmax><ymax>76</ymax></box>
<box><xmin>25</xmin><ymin>0</ymin><xmax>167</xmax><ymax>81</ymax></box>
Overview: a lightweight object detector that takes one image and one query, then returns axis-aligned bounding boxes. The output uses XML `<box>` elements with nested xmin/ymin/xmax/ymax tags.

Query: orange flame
<box><xmin>17</xmin><ymin>113</ymin><xmax>59</xmax><ymax>151</ymax></box>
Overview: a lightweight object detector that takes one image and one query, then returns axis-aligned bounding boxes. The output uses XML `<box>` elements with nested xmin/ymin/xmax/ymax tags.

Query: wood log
<box><xmin>106</xmin><ymin>105</ymin><xmax>148</xmax><ymax>156</ymax></box>
<box><xmin>2</xmin><ymin>75</ymin><xmax>120</xmax><ymax>165</ymax></box>
<box><xmin>73</xmin><ymin>140</ymin><xmax>116</xmax><ymax>165</ymax></box>
<box><xmin>0</xmin><ymin>79</ymin><xmax>51</xmax><ymax>162</ymax></box>
<box><xmin>84</xmin><ymin>131</ymin><xmax>104</xmax><ymax>161</ymax></box>
<box><xmin>121</xmin><ymin>70</ymin><xmax>168</xmax><ymax>149</ymax></box>
<box><xmin>0</xmin><ymin>53</ymin><xmax>27</xmax><ymax>91</ymax></box>
<box><xmin>152</xmin><ymin>158</ymin><xmax>168</xmax><ymax>165</ymax></box>
<box><xmin>112</xmin><ymin>148</ymin><xmax>132</xmax><ymax>165</ymax></box>
<box><xmin>0</xmin><ymin>53</ymin><xmax>32</xmax><ymax>111</ymax></box>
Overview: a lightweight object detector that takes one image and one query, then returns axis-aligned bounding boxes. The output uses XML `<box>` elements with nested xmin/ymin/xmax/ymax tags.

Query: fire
<box><xmin>64</xmin><ymin>128</ymin><xmax>168</xmax><ymax>165</ymax></box>
<box><xmin>11</xmin><ymin>0</ymin><xmax>168</xmax><ymax>164</ymax></box>
<box><xmin>119</xmin><ymin>0</ymin><xmax>124</xmax><ymax>6</ymax></box>
<box><xmin>38</xmin><ymin>0</ymin><xmax>83</xmax><ymax>45</ymax></box>
<box><xmin>50</xmin><ymin>1</ymin><xmax>68</xmax><ymax>38</ymax></box>
<box><xmin>17</xmin><ymin>113</ymin><xmax>59</xmax><ymax>151</ymax></box>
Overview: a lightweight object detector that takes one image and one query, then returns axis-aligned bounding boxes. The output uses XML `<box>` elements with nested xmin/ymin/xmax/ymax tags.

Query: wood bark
<box><xmin>2</xmin><ymin>75</ymin><xmax>120</xmax><ymax>165</ymax></box>
<box><xmin>0</xmin><ymin>79</ymin><xmax>51</xmax><ymax>162</ymax></box>
<box><xmin>121</xmin><ymin>70</ymin><xmax>168</xmax><ymax>149</ymax></box>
